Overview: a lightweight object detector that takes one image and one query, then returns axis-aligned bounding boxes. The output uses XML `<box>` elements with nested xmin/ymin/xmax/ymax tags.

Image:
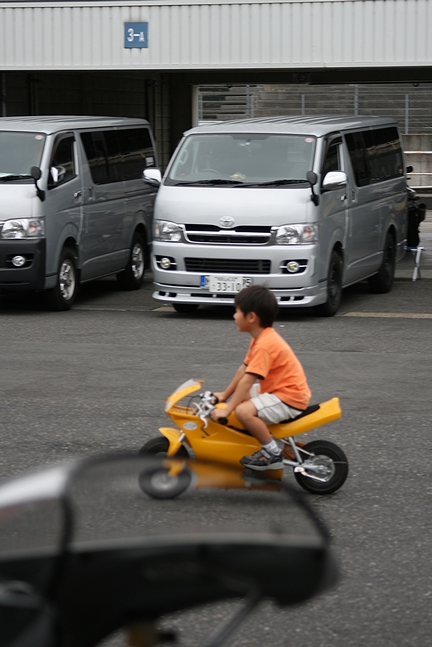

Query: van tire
<box><xmin>173</xmin><ymin>304</ymin><xmax>199</xmax><ymax>314</ymax></box>
<box><xmin>43</xmin><ymin>247</ymin><xmax>78</xmax><ymax>311</ymax></box>
<box><xmin>314</xmin><ymin>251</ymin><xmax>343</xmax><ymax>317</ymax></box>
<box><xmin>117</xmin><ymin>233</ymin><xmax>145</xmax><ymax>290</ymax></box>
<box><xmin>368</xmin><ymin>232</ymin><xmax>395</xmax><ymax>293</ymax></box>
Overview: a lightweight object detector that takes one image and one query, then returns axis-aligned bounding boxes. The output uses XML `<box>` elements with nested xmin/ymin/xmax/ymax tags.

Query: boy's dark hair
<box><xmin>234</xmin><ymin>285</ymin><xmax>278</xmax><ymax>327</ymax></box>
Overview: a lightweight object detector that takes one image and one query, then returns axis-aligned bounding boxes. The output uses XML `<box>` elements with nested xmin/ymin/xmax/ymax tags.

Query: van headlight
<box><xmin>153</xmin><ymin>220</ymin><xmax>183</xmax><ymax>242</ymax></box>
<box><xmin>275</xmin><ymin>224</ymin><xmax>318</xmax><ymax>245</ymax></box>
<box><xmin>0</xmin><ymin>218</ymin><xmax>45</xmax><ymax>239</ymax></box>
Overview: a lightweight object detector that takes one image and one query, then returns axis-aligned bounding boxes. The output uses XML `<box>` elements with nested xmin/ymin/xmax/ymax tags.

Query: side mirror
<box><xmin>30</xmin><ymin>166</ymin><xmax>42</xmax><ymax>181</ymax></box>
<box><xmin>406</xmin><ymin>165</ymin><xmax>413</xmax><ymax>174</ymax></box>
<box><xmin>143</xmin><ymin>168</ymin><xmax>162</xmax><ymax>187</ymax></box>
<box><xmin>322</xmin><ymin>171</ymin><xmax>347</xmax><ymax>191</ymax></box>
<box><xmin>306</xmin><ymin>171</ymin><xmax>319</xmax><ymax>206</ymax></box>
<box><xmin>30</xmin><ymin>166</ymin><xmax>45</xmax><ymax>202</ymax></box>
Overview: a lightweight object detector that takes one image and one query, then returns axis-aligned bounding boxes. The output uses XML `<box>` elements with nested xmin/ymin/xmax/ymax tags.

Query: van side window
<box><xmin>322</xmin><ymin>140</ymin><xmax>342</xmax><ymax>178</ymax></box>
<box><xmin>81</xmin><ymin>132</ymin><xmax>110</xmax><ymax>185</ymax></box>
<box><xmin>80</xmin><ymin>131</ymin><xmax>122</xmax><ymax>184</ymax></box>
<box><xmin>81</xmin><ymin>128</ymin><xmax>154</xmax><ymax>184</ymax></box>
<box><xmin>345</xmin><ymin>132</ymin><xmax>369</xmax><ymax>187</ymax></box>
<box><xmin>48</xmin><ymin>136</ymin><xmax>76</xmax><ymax>188</ymax></box>
<box><xmin>117</xmin><ymin>128</ymin><xmax>155</xmax><ymax>181</ymax></box>
<box><xmin>345</xmin><ymin>128</ymin><xmax>403</xmax><ymax>187</ymax></box>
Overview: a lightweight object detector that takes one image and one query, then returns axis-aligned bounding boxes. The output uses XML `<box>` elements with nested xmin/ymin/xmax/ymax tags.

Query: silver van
<box><xmin>150</xmin><ymin>116</ymin><xmax>408</xmax><ymax>316</ymax></box>
<box><xmin>0</xmin><ymin>116</ymin><xmax>159</xmax><ymax>310</ymax></box>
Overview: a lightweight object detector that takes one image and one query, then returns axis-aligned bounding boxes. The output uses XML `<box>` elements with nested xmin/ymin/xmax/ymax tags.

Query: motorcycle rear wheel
<box><xmin>294</xmin><ymin>440</ymin><xmax>348</xmax><ymax>495</ymax></box>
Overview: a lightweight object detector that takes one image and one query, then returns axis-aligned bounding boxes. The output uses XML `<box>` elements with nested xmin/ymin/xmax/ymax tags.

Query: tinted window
<box><xmin>322</xmin><ymin>139</ymin><xmax>342</xmax><ymax>177</ymax></box>
<box><xmin>80</xmin><ymin>131</ymin><xmax>110</xmax><ymax>185</ymax></box>
<box><xmin>118</xmin><ymin>128</ymin><xmax>155</xmax><ymax>181</ymax></box>
<box><xmin>364</xmin><ymin>127</ymin><xmax>404</xmax><ymax>183</ymax></box>
<box><xmin>81</xmin><ymin>128</ymin><xmax>154</xmax><ymax>184</ymax></box>
<box><xmin>48</xmin><ymin>136</ymin><xmax>76</xmax><ymax>188</ymax></box>
<box><xmin>345</xmin><ymin>127</ymin><xmax>403</xmax><ymax>187</ymax></box>
<box><xmin>345</xmin><ymin>131</ymin><xmax>369</xmax><ymax>187</ymax></box>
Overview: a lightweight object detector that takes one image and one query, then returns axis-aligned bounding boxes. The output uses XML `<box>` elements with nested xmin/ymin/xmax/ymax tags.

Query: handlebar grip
<box><xmin>218</xmin><ymin>417</ymin><xmax>228</xmax><ymax>425</ymax></box>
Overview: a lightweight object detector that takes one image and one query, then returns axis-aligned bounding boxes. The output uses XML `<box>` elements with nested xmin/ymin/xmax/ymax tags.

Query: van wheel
<box><xmin>173</xmin><ymin>304</ymin><xmax>199</xmax><ymax>314</ymax></box>
<box><xmin>117</xmin><ymin>233</ymin><xmax>145</xmax><ymax>290</ymax></box>
<box><xmin>314</xmin><ymin>251</ymin><xmax>343</xmax><ymax>317</ymax></box>
<box><xmin>368</xmin><ymin>232</ymin><xmax>395</xmax><ymax>293</ymax></box>
<box><xmin>43</xmin><ymin>248</ymin><xmax>78</xmax><ymax>311</ymax></box>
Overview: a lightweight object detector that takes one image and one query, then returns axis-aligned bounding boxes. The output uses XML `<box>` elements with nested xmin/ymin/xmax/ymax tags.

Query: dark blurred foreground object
<box><xmin>407</xmin><ymin>185</ymin><xmax>426</xmax><ymax>248</ymax></box>
<box><xmin>0</xmin><ymin>455</ymin><xmax>339</xmax><ymax>647</ymax></box>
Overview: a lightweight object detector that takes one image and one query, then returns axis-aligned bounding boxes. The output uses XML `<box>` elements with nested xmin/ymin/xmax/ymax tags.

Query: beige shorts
<box><xmin>250</xmin><ymin>386</ymin><xmax>303</xmax><ymax>425</ymax></box>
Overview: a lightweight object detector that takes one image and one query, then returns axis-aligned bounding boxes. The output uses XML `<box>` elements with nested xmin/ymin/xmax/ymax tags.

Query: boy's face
<box><xmin>233</xmin><ymin>306</ymin><xmax>255</xmax><ymax>332</ymax></box>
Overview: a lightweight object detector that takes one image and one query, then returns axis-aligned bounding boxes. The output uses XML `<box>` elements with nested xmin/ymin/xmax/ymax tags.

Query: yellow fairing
<box><xmin>270</xmin><ymin>397</ymin><xmax>341</xmax><ymax>439</ymax></box>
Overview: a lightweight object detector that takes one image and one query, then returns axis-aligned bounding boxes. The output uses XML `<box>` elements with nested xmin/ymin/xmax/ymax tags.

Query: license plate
<box><xmin>202</xmin><ymin>275</ymin><xmax>253</xmax><ymax>293</ymax></box>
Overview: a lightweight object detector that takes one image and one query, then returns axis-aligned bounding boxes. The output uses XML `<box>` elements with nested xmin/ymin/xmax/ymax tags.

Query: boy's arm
<box><xmin>213</xmin><ymin>364</ymin><xmax>247</xmax><ymax>403</ymax></box>
<box><xmin>211</xmin><ymin>372</ymin><xmax>257</xmax><ymax>420</ymax></box>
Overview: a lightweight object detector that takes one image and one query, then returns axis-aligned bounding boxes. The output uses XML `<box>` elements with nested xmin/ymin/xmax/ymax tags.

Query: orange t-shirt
<box><xmin>244</xmin><ymin>327</ymin><xmax>311</xmax><ymax>410</ymax></box>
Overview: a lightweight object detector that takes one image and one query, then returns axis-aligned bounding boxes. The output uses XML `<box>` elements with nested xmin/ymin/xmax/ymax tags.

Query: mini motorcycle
<box><xmin>140</xmin><ymin>379</ymin><xmax>349</xmax><ymax>496</ymax></box>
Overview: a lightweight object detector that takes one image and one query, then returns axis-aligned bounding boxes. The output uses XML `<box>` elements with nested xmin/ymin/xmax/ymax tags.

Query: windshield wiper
<box><xmin>173</xmin><ymin>179</ymin><xmax>243</xmax><ymax>186</ymax></box>
<box><xmin>0</xmin><ymin>174</ymin><xmax>33</xmax><ymax>182</ymax></box>
<box><xmin>237</xmin><ymin>179</ymin><xmax>309</xmax><ymax>188</ymax></box>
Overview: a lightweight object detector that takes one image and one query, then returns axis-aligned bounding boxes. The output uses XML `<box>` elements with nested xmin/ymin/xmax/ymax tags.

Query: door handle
<box><xmin>74</xmin><ymin>190</ymin><xmax>82</xmax><ymax>199</ymax></box>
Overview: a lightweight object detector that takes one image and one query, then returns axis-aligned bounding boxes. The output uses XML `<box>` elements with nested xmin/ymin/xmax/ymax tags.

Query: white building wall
<box><xmin>1</xmin><ymin>0</ymin><xmax>432</xmax><ymax>71</ymax></box>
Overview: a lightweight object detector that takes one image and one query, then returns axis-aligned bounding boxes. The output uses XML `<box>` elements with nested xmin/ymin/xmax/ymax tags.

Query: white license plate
<box><xmin>204</xmin><ymin>275</ymin><xmax>253</xmax><ymax>293</ymax></box>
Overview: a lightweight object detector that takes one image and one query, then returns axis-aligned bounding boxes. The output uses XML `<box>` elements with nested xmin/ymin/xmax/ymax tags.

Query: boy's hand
<box><xmin>210</xmin><ymin>406</ymin><xmax>230</xmax><ymax>422</ymax></box>
<box><xmin>212</xmin><ymin>391</ymin><xmax>225</xmax><ymax>403</ymax></box>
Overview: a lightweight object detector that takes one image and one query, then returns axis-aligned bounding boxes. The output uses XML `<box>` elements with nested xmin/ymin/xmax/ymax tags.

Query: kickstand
<box><xmin>204</xmin><ymin>588</ymin><xmax>261</xmax><ymax>647</ymax></box>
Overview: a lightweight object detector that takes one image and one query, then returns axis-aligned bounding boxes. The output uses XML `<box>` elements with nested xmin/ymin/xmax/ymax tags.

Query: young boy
<box><xmin>210</xmin><ymin>284</ymin><xmax>311</xmax><ymax>471</ymax></box>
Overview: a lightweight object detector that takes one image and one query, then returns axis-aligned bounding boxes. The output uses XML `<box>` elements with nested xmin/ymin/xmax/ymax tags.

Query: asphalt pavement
<box><xmin>0</xmin><ymin>216</ymin><xmax>431</xmax><ymax>647</ymax></box>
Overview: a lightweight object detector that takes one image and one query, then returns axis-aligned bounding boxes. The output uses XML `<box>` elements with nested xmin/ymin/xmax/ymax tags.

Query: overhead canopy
<box><xmin>0</xmin><ymin>0</ymin><xmax>431</xmax><ymax>75</ymax></box>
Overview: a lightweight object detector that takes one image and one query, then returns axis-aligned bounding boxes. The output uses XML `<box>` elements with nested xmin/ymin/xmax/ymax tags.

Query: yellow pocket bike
<box><xmin>140</xmin><ymin>379</ymin><xmax>348</xmax><ymax>496</ymax></box>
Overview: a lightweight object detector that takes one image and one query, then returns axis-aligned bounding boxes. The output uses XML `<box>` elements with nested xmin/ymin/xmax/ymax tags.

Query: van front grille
<box><xmin>184</xmin><ymin>258</ymin><xmax>271</xmax><ymax>274</ymax></box>
<box><xmin>184</xmin><ymin>224</ymin><xmax>272</xmax><ymax>245</ymax></box>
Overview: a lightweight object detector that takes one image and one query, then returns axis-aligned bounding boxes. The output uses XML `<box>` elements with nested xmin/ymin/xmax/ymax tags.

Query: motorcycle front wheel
<box><xmin>294</xmin><ymin>440</ymin><xmax>348</xmax><ymax>495</ymax></box>
<box><xmin>139</xmin><ymin>436</ymin><xmax>189</xmax><ymax>458</ymax></box>
<box><xmin>139</xmin><ymin>437</ymin><xmax>191</xmax><ymax>499</ymax></box>
<box><xmin>138</xmin><ymin>463</ymin><xmax>192</xmax><ymax>499</ymax></box>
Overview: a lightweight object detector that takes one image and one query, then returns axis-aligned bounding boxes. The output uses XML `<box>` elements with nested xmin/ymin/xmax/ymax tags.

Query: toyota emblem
<box><xmin>219</xmin><ymin>216</ymin><xmax>235</xmax><ymax>229</ymax></box>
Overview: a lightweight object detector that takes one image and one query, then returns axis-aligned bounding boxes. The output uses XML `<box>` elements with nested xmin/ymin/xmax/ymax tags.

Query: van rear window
<box><xmin>345</xmin><ymin>127</ymin><xmax>403</xmax><ymax>187</ymax></box>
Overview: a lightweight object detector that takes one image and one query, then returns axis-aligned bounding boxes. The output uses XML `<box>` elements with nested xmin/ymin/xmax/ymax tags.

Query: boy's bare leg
<box><xmin>236</xmin><ymin>400</ymin><xmax>283</xmax><ymax>470</ymax></box>
<box><xmin>235</xmin><ymin>400</ymin><xmax>273</xmax><ymax>443</ymax></box>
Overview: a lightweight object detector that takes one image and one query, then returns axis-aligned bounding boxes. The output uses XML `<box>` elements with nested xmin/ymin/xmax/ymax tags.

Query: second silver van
<box><xmin>150</xmin><ymin>115</ymin><xmax>408</xmax><ymax>316</ymax></box>
<box><xmin>0</xmin><ymin>116</ymin><xmax>159</xmax><ymax>310</ymax></box>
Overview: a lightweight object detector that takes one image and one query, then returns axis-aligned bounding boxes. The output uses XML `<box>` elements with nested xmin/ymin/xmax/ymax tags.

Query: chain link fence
<box><xmin>198</xmin><ymin>83</ymin><xmax>432</xmax><ymax>135</ymax></box>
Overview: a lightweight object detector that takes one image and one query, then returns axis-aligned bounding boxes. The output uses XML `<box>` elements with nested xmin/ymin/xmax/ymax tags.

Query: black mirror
<box><xmin>306</xmin><ymin>171</ymin><xmax>319</xmax><ymax>205</ymax></box>
<box><xmin>30</xmin><ymin>167</ymin><xmax>44</xmax><ymax>202</ymax></box>
<box><xmin>406</xmin><ymin>165</ymin><xmax>413</xmax><ymax>174</ymax></box>
<box><xmin>30</xmin><ymin>166</ymin><xmax>42</xmax><ymax>181</ymax></box>
<box><xmin>306</xmin><ymin>170</ymin><xmax>318</xmax><ymax>185</ymax></box>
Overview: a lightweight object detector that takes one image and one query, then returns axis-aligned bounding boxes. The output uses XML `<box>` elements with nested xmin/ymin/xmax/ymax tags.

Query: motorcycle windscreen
<box><xmin>55</xmin><ymin>455</ymin><xmax>338</xmax><ymax>645</ymax></box>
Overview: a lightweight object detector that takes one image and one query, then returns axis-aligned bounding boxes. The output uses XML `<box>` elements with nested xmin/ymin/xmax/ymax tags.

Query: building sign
<box><xmin>124</xmin><ymin>22</ymin><xmax>148</xmax><ymax>48</ymax></box>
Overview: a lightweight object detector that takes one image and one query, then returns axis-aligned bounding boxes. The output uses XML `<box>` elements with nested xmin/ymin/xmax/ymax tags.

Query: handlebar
<box><xmin>196</xmin><ymin>391</ymin><xmax>228</xmax><ymax>427</ymax></box>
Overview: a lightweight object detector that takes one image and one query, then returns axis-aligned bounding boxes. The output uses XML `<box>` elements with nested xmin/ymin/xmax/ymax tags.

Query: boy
<box><xmin>210</xmin><ymin>284</ymin><xmax>311</xmax><ymax>470</ymax></box>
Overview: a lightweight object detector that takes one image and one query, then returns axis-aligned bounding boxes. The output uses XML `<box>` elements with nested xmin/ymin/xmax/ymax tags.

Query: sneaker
<box><xmin>240</xmin><ymin>449</ymin><xmax>283</xmax><ymax>471</ymax></box>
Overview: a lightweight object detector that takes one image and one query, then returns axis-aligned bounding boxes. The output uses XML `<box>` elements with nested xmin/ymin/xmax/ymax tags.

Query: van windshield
<box><xmin>166</xmin><ymin>133</ymin><xmax>316</xmax><ymax>186</ymax></box>
<box><xmin>0</xmin><ymin>131</ymin><xmax>46</xmax><ymax>181</ymax></box>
